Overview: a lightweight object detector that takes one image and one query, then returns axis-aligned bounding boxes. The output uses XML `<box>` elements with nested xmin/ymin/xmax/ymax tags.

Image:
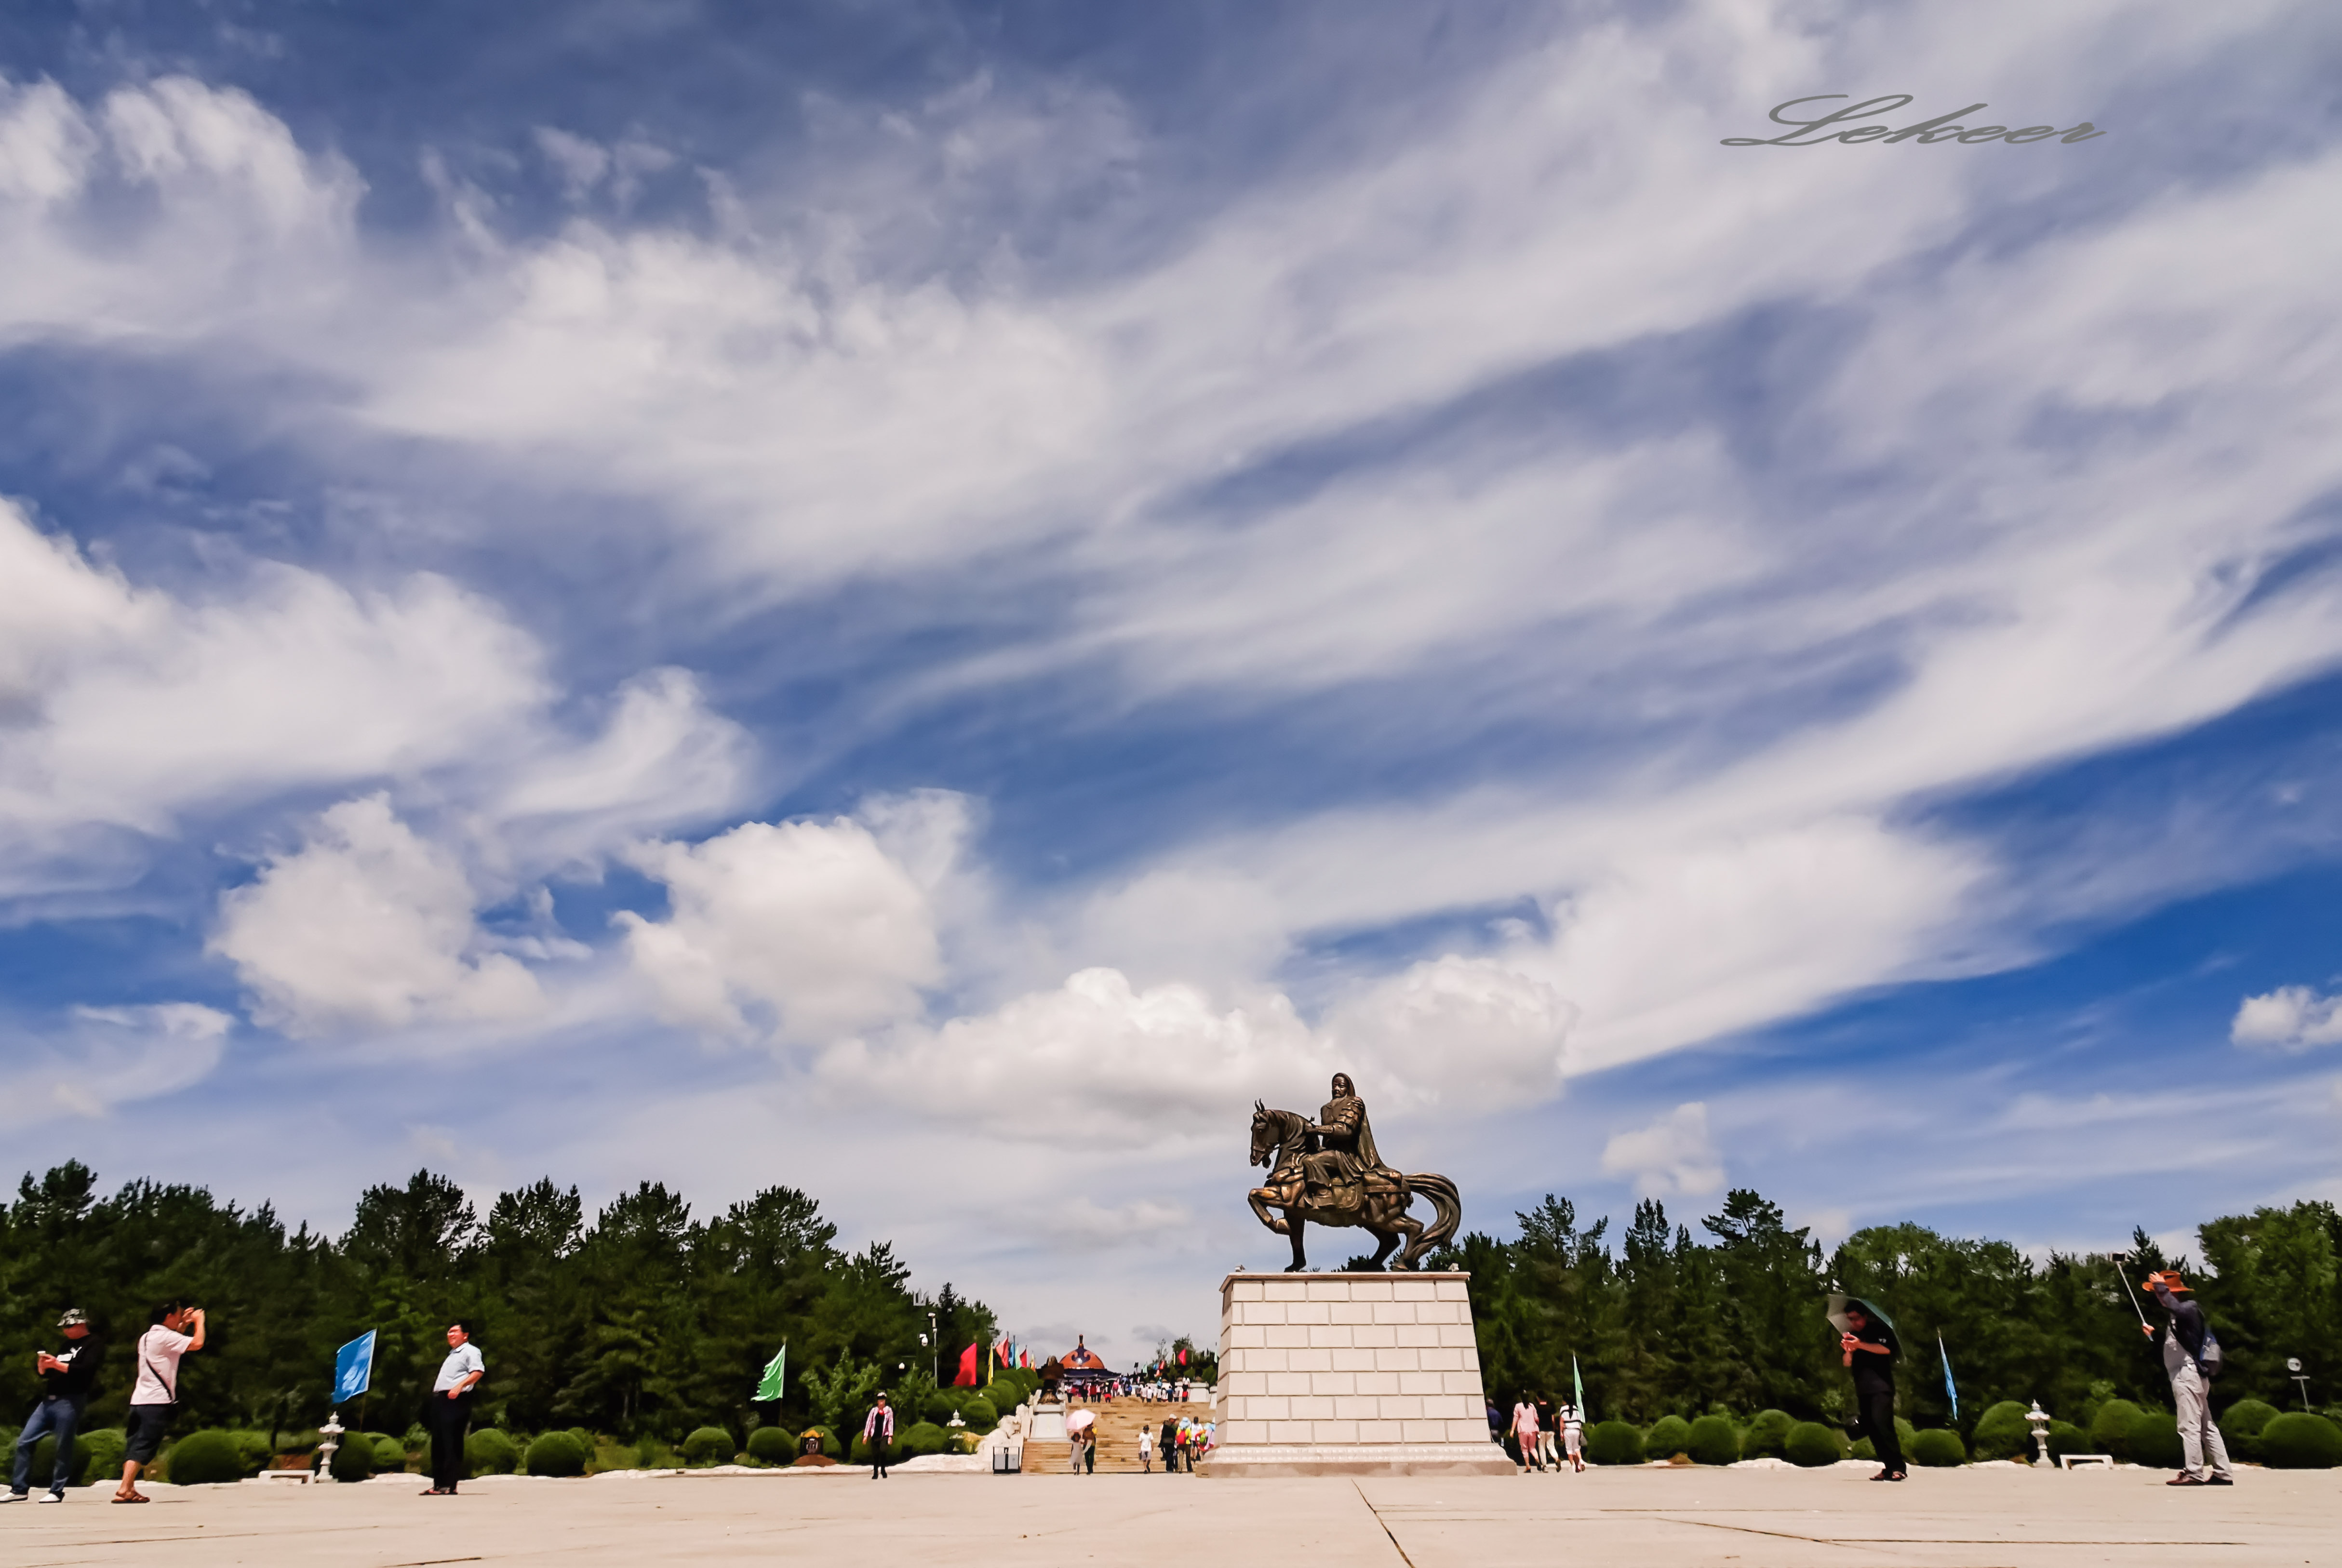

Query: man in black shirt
<box><xmin>8</xmin><ymin>1309</ymin><xmax>103</xmax><ymax>1502</ymax></box>
<box><xmin>1840</xmin><ymin>1304</ymin><xmax>1902</xmax><ymax>1481</ymax></box>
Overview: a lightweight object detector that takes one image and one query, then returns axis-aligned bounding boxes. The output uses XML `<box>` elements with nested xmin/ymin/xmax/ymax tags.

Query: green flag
<box><xmin>1572</xmin><ymin>1354</ymin><xmax>1584</xmax><ymax>1417</ymax></box>
<box><xmin>754</xmin><ymin>1343</ymin><xmax>786</xmax><ymax>1403</ymax></box>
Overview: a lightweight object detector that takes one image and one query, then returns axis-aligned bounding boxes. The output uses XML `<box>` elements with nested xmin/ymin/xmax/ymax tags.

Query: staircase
<box><xmin>1025</xmin><ymin>1399</ymin><xmax>1197</xmax><ymax>1475</ymax></box>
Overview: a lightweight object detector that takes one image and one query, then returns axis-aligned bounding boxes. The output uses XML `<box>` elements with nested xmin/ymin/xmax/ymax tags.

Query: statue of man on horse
<box><xmin>1250</xmin><ymin>1073</ymin><xmax>1460</xmax><ymax>1272</ymax></box>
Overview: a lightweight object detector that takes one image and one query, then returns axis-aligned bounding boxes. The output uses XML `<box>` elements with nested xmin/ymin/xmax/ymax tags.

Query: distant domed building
<box><xmin>1058</xmin><ymin>1335</ymin><xmax>1110</xmax><ymax>1391</ymax></box>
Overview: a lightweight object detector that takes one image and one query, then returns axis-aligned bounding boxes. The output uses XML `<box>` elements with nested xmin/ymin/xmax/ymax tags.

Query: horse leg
<box><xmin>1249</xmin><ymin>1187</ymin><xmax>1290</xmax><ymax>1236</ymax></box>
<box><xmin>1286</xmin><ymin>1214</ymin><xmax>1309</xmax><ymax>1272</ymax></box>
<box><xmin>1390</xmin><ymin>1214</ymin><xmax>1427</xmax><ymax>1269</ymax></box>
<box><xmin>1367</xmin><ymin>1227</ymin><xmax>1400</xmax><ymax>1269</ymax></box>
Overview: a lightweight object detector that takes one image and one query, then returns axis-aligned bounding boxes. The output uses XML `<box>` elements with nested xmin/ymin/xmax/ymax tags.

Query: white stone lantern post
<box><xmin>318</xmin><ymin>1411</ymin><xmax>345</xmax><ymax>1482</ymax></box>
<box><xmin>2025</xmin><ymin>1400</ymin><xmax>2052</xmax><ymax>1468</ymax></box>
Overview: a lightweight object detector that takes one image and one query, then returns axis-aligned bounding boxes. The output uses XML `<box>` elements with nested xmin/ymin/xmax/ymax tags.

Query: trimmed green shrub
<box><xmin>1644</xmin><ymin>1415</ymin><xmax>1693</xmax><ymax>1458</ymax></box>
<box><xmin>226</xmin><ymin>1431</ymin><xmax>273</xmax><ymax>1476</ymax></box>
<box><xmin>2127</xmin><ymin>1410</ymin><xmax>2183</xmax><ymax>1470</ymax></box>
<box><xmin>27</xmin><ymin>1432</ymin><xmax>95</xmax><ymax>1488</ymax></box>
<box><xmin>960</xmin><ymin>1397</ymin><xmax>998</xmax><ymax>1429</ymax></box>
<box><xmin>78</xmin><ymin>1427</ymin><xmax>127</xmax><ymax>1485</ymax></box>
<box><xmin>682</xmin><ymin>1426</ymin><xmax>735</xmax><ymax>1466</ymax></box>
<box><xmin>524</xmin><ymin>1430</ymin><xmax>590</xmax><ymax>1477</ymax></box>
<box><xmin>1583</xmin><ymin>1421</ymin><xmax>1644</xmax><ymax>1465</ymax></box>
<box><xmin>169</xmin><ymin>1430</ymin><xmax>247</xmax><ymax>1486</ymax></box>
<box><xmin>1849</xmin><ymin>1416</ymin><xmax>1916</xmax><ymax>1463</ymax></box>
<box><xmin>1784</xmin><ymin>1422</ymin><xmax>1846</xmax><ymax>1468</ymax></box>
<box><xmin>330</xmin><ymin>1432</ymin><xmax>375</xmax><ymax>1481</ymax></box>
<box><xmin>277</xmin><ymin>1428</ymin><xmax>322</xmax><ymax>1453</ymax></box>
<box><xmin>746</xmin><ymin>1426</ymin><xmax>797</xmax><ymax>1464</ymax></box>
<box><xmin>1969</xmin><ymin>1401</ymin><xmax>2032</xmax><ymax>1461</ymax></box>
<box><xmin>2219</xmin><ymin>1399</ymin><xmax>2280</xmax><ymax>1463</ymax></box>
<box><xmin>2047</xmin><ymin>1421</ymin><xmax>2088</xmax><ymax>1459</ymax></box>
<box><xmin>2260</xmin><ymin>1412</ymin><xmax>2342</xmax><ymax>1469</ymax></box>
<box><xmin>465</xmin><ymin>1427</ymin><xmax>520</xmax><ymax>1476</ymax></box>
<box><xmin>1741</xmin><ymin>1409</ymin><xmax>1794</xmax><ymax>1459</ymax></box>
<box><xmin>1910</xmin><ymin>1427</ymin><xmax>1966</xmax><ymax>1467</ymax></box>
<box><xmin>1686</xmin><ymin>1415</ymin><xmax>1739</xmax><ymax>1465</ymax></box>
<box><xmin>2087</xmin><ymin>1399</ymin><xmax>2142</xmax><ymax>1461</ymax></box>
<box><xmin>371</xmin><ymin>1434</ymin><xmax>406</xmax><ymax>1471</ymax></box>
<box><xmin>898</xmin><ymin>1421</ymin><xmax>948</xmax><ymax>1457</ymax></box>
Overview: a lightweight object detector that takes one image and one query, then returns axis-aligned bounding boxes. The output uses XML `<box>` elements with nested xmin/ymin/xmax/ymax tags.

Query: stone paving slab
<box><xmin>5</xmin><ymin>1464</ymin><xmax>2332</xmax><ymax>1568</ymax></box>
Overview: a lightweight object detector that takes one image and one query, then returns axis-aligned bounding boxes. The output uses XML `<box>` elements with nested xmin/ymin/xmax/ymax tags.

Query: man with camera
<box><xmin>6</xmin><ymin>1308</ymin><xmax>103</xmax><ymax>1503</ymax></box>
<box><xmin>117</xmin><ymin>1301</ymin><xmax>204</xmax><ymax>1504</ymax></box>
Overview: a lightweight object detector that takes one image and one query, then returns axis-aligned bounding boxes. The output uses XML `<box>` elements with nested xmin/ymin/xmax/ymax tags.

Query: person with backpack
<box><xmin>2140</xmin><ymin>1270</ymin><xmax>2232</xmax><ymax>1486</ymax></box>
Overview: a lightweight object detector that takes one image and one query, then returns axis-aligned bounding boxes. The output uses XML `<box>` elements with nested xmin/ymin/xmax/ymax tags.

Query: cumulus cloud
<box><xmin>820</xmin><ymin>967</ymin><xmax>1333</xmax><ymax>1143</ymax></box>
<box><xmin>0</xmin><ymin>1003</ymin><xmax>233</xmax><ymax>1127</ymax></box>
<box><xmin>211</xmin><ymin>794</ymin><xmax>544</xmax><ymax>1036</ymax></box>
<box><xmin>617</xmin><ymin>810</ymin><xmax>955</xmax><ymax>1039</ymax></box>
<box><xmin>1330</xmin><ymin>955</ymin><xmax>1576</xmax><ymax>1109</ymax></box>
<box><xmin>2231</xmin><ymin>986</ymin><xmax>2342</xmax><ymax>1052</ymax></box>
<box><xmin>1600</xmin><ymin>1102</ymin><xmax>1726</xmax><ymax>1200</ymax></box>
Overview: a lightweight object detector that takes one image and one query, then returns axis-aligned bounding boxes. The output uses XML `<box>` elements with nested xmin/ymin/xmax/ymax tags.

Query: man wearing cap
<box><xmin>2141</xmin><ymin>1270</ymin><xmax>2233</xmax><ymax>1486</ymax></box>
<box><xmin>7</xmin><ymin>1309</ymin><xmax>103</xmax><ymax>1503</ymax></box>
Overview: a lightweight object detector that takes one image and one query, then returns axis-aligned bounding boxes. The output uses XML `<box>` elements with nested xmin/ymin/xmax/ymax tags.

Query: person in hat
<box><xmin>1839</xmin><ymin>1304</ymin><xmax>1903</xmax><ymax>1481</ymax></box>
<box><xmin>2140</xmin><ymin>1270</ymin><xmax>2232</xmax><ymax>1486</ymax></box>
<box><xmin>7</xmin><ymin>1308</ymin><xmax>103</xmax><ymax>1503</ymax></box>
<box><xmin>862</xmin><ymin>1392</ymin><xmax>894</xmax><ymax>1479</ymax></box>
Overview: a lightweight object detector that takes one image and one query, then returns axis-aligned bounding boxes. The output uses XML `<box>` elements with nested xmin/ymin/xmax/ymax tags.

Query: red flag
<box><xmin>995</xmin><ymin>1335</ymin><xmax>1011</xmax><ymax>1367</ymax></box>
<box><xmin>1019</xmin><ymin>1349</ymin><xmax>1030</xmax><ymax>1369</ymax></box>
<box><xmin>956</xmin><ymin>1342</ymin><xmax>979</xmax><ymax>1386</ymax></box>
<box><xmin>1178</xmin><ymin>1347</ymin><xmax>1188</xmax><ymax>1366</ymax></box>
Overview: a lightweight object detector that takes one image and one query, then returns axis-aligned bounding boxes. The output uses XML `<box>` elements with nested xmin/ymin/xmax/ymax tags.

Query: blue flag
<box><xmin>333</xmin><ymin>1330</ymin><xmax>376</xmax><ymax>1406</ymax></box>
<box><xmin>1937</xmin><ymin>1333</ymin><xmax>1957</xmax><ymax>1422</ymax></box>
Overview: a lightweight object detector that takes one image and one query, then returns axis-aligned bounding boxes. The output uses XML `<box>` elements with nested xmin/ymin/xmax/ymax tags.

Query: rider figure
<box><xmin>1304</xmin><ymin>1073</ymin><xmax>1400</xmax><ymax>1209</ymax></box>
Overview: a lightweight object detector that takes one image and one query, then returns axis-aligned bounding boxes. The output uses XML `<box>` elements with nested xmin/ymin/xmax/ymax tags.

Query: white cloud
<box><xmin>820</xmin><ymin>967</ymin><xmax>1333</xmax><ymax>1144</ymax></box>
<box><xmin>1600</xmin><ymin>1102</ymin><xmax>1726</xmax><ymax>1200</ymax></box>
<box><xmin>211</xmin><ymin>794</ymin><xmax>544</xmax><ymax>1036</ymax></box>
<box><xmin>617</xmin><ymin>812</ymin><xmax>951</xmax><ymax>1039</ymax></box>
<box><xmin>0</xmin><ymin>1003</ymin><xmax>232</xmax><ymax>1126</ymax></box>
<box><xmin>2232</xmin><ymin>986</ymin><xmax>2342</xmax><ymax>1052</ymax></box>
<box><xmin>1330</xmin><ymin>955</ymin><xmax>1576</xmax><ymax>1109</ymax></box>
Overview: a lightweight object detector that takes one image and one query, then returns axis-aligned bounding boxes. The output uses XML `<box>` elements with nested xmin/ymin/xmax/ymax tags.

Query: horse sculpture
<box><xmin>1247</xmin><ymin>1101</ymin><xmax>1461</xmax><ymax>1271</ymax></box>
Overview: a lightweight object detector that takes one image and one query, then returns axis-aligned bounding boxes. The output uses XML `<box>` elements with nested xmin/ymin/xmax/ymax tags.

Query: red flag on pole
<box><xmin>956</xmin><ymin>1342</ymin><xmax>979</xmax><ymax>1386</ymax></box>
<box><xmin>1178</xmin><ymin>1347</ymin><xmax>1188</xmax><ymax>1366</ymax></box>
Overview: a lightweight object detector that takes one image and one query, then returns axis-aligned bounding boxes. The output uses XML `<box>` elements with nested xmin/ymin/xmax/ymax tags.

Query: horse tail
<box><xmin>1405</xmin><ymin>1172</ymin><xmax>1462</xmax><ymax>1253</ymax></box>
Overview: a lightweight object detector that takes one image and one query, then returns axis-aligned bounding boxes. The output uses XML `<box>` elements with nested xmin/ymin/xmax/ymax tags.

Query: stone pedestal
<box><xmin>1200</xmin><ymin>1271</ymin><xmax>1515</xmax><ymax>1477</ymax></box>
<box><xmin>1027</xmin><ymin>1401</ymin><xmax>1067</xmax><ymax>1443</ymax></box>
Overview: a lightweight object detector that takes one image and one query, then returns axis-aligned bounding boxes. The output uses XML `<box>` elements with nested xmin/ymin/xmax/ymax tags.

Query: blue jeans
<box><xmin>12</xmin><ymin>1395</ymin><xmax>86</xmax><ymax>1495</ymax></box>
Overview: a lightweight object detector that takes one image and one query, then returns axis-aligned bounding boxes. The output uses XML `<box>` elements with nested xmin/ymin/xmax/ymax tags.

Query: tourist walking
<box><xmin>8</xmin><ymin>1308</ymin><xmax>103</xmax><ymax>1503</ymax></box>
<box><xmin>1560</xmin><ymin>1402</ymin><xmax>1585</xmax><ymax>1472</ymax></box>
<box><xmin>2141</xmin><ymin>1270</ymin><xmax>2233</xmax><ymax>1486</ymax></box>
<box><xmin>863</xmin><ymin>1392</ymin><xmax>895</xmax><ymax>1478</ymax></box>
<box><xmin>423</xmin><ymin>1321</ymin><xmax>484</xmax><ymax>1495</ymax></box>
<box><xmin>1839</xmin><ymin>1303</ymin><xmax>1903</xmax><ymax>1481</ymax></box>
<box><xmin>1511</xmin><ymin>1395</ymin><xmax>1543</xmax><ymax>1471</ymax></box>
<box><xmin>1534</xmin><ymin>1395</ymin><xmax>1559</xmax><ymax>1472</ymax></box>
<box><xmin>1138</xmin><ymin>1421</ymin><xmax>1154</xmax><ymax>1472</ymax></box>
<box><xmin>117</xmin><ymin>1301</ymin><xmax>204</xmax><ymax>1504</ymax></box>
<box><xmin>1160</xmin><ymin>1415</ymin><xmax>1178</xmax><ymax>1475</ymax></box>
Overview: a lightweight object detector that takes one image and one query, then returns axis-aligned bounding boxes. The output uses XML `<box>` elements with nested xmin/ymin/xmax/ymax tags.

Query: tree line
<box><xmin>1435</xmin><ymin>1188</ymin><xmax>2342</xmax><ymax>1433</ymax></box>
<box><xmin>0</xmin><ymin>1162</ymin><xmax>998</xmax><ymax>1445</ymax></box>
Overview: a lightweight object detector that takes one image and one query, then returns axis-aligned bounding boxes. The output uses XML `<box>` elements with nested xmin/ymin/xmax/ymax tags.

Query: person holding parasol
<box><xmin>1829</xmin><ymin>1292</ymin><xmax>1904</xmax><ymax>1480</ymax></box>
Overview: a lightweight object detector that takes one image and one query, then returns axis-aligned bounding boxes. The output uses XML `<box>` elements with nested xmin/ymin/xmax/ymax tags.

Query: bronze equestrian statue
<box><xmin>1248</xmin><ymin>1073</ymin><xmax>1460</xmax><ymax>1271</ymax></box>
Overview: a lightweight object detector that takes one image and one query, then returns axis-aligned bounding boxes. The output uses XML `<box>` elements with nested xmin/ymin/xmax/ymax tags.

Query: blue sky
<box><xmin>3</xmin><ymin>0</ymin><xmax>2341</xmax><ymax>1364</ymax></box>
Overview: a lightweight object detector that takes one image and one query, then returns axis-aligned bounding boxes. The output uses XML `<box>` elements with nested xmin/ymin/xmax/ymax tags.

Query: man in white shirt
<box><xmin>423</xmin><ymin>1322</ymin><xmax>485</xmax><ymax>1496</ymax></box>
<box><xmin>117</xmin><ymin>1301</ymin><xmax>204</xmax><ymax>1504</ymax></box>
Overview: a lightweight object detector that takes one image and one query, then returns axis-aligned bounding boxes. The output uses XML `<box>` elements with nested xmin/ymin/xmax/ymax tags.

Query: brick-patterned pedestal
<box><xmin>1199</xmin><ymin>1271</ymin><xmax>1515</xmax><ymax>1477</ymax></box>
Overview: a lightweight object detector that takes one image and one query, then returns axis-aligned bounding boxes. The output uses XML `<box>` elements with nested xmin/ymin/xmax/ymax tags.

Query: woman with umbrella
<box><xmin>1829</xmin><ymin>1293</ymin><xmax>1904</xmax><ymax>1481</ymax></box>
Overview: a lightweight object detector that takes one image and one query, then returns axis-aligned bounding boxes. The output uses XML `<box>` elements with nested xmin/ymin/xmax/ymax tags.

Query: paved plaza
<box><xmin>6</xmin><ymin>1464</ymin><xmax>2333</xmax><ymax>1568</ymax></box>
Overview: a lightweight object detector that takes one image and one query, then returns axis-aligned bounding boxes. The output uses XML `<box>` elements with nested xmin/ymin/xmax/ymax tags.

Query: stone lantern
<box><xmin>2025</xmin><ymin>1400</ymin><xmax>2053</xmax><ymax>1467</ymax></box>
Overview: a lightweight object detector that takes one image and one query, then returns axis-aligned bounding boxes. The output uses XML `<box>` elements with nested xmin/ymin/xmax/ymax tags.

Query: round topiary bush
<box><xmin>960</xmin><ymin>1397</ymin><xmax>998</xmax><ymax>1429</ymax></box>
<box><xmin>2087</xmin><ymin>1399</ymin><xmax>2142</xmax><ymax>1460</ymax></box>
<box><xmin>1968</xmin><ymin>1401</ymin><xmax>2032</xmax><ymax>1461</ymax></box>
<box><xmin>745</xmin><ymin>1426</ymin><xmax>796</xmax><ymax>1464</ymax></box>
<box><xmin>1686</xmin><ymin>1414</ymin><xmax>1739</xmax><ymax>1465</ymax></box>
<box><xmin>464</xmin><ymin>1427</ymin><xmax>520</xmax><ymax>1476</ymax></box>
<box><xmin>2127</xmin><ymin>1410</ymin><xmax>2183</xmax><ymax>1470</ymax></box>
<box><xmin>1583</xmin><ymin>1421</ymin><xmax>1645</xmax><ymax>1465</ymax></box>
<box><xmin>327</xmin><ymin>1431</ymin><xmax>375</xmax><ymax>1481</ymax></box>
<box><xmin>1784</xmin><ymin>1422</ymin><xmax>1846</xmax><ymax>1468</ymax></box>
<box><xmin>371</xmin><ymin>1434</ymin><xmax>406</xmax><ymax>1472</ymax></box>
<box><xmin>168</xmin><ymin>1430</ymin><xmax>247</xmax><ymax>1486</ymax></box>
<box><xmin>1644</xmin><ymin>1415</ymin><xmax>1693</xmax><ymax>1458</ymax></box>
<box><xmin>2219</xmin><ymin>1398</ymin><xmax>2280</xmax><ymax>1463</ymax></box>
<box><xmin>1910</xmin><ymin>1427</ymin><xmax>1966</xmax><ymax>1467</ymax></box>
<box><xmin>898</xmin><ymin>1421</ymin><xmax>948</xmax><ymax>1457</ymax></box>
<box><xmin>682</xmin><ymin>1426</ymin><xmax>735</xmax><ymax>1466</ymax></box>
<box><xmin>227</xmin><ymin>1431</ymin><xmax>273</xmax><ymax>1476</ymax></box>
<box><xmin>2047</xmin><ymin>1421</ymin><xmax>2088</xmax><ymax>1459</ymax></box>
<box><xmin>1741</xmin><ymin>1409</ymin><xmax>1794</xmax><ymax>1459</ymax></box>
<box><xmin>78</xmin><ymin>1427</ymin><xmax>127</xmax><ymax>1485</ymax></box>
<box><xmin>524</xmin><ymin>1430</ymin><xmax>590</xmax><ymax>1477</ymax></box>
<box><xmin>2260</xmin><ymin>1412</ymin><xmax>2342</xmax><ymax>1469</ymax></box>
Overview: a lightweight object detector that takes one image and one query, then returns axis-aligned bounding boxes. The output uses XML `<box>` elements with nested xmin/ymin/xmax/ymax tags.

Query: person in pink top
<box><xmin>1511</xmin><ymin>1395</ymin><xmax>1543</xmax><ymax>1471</ymax></box>
<box><xmin>117</xmin><ymin>1301</ymin><xmax>204</xmax><ymax>1504</ymax></box>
